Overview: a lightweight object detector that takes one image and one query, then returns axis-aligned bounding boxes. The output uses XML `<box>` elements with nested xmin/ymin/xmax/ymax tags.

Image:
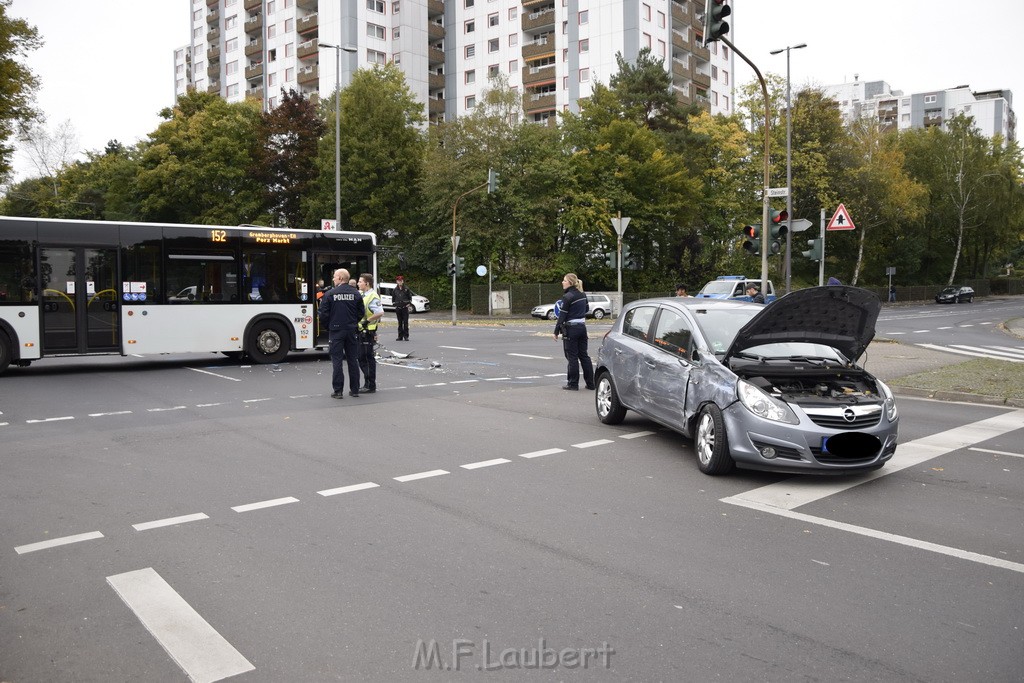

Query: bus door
<box><xmin>40</xmin><ymin>247</ymin><xmax>119</xmax><ymax>354</ymax></box>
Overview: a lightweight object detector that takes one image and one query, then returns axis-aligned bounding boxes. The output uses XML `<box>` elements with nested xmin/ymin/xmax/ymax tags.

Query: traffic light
<box><xmin>622</xmin><ymin>244</ymin><xmax>634</xmax><ymax>269</ymax></box>
<box><xmin>447</xmin><ymin>261</ymin><xmax>456</xmax><ymax>277</ymax></box>
<box><xmin>604</xmin><ymin>251</ymin><xmax>616</xmax><ymax>268</ymax></box>
<box><xmin>703</xmin><ymin>0</ymin><xmax>731</xmax><ymax>44</ymax></box>
<box><xmin>456</xmin><ymin>256</ymin><xmax>466</xmax><ymax>275</ymax></box>
<box><xmin>487</xmin><ymin>168</ymin><xmax>499</xmax><ymax>193</ymax></box>
<box><xmin>742</xmin><ymin>224</ymin><xmax>761</xmax><ymax>255</ymax></box>
<box><xmin>802</xmin><ymin>238</ymin><xmax>823</xmax><ymax>261</ymax></box>
<box><xmin>767</xmin><ymin>208</ymin><xmax>788</xmax><ymax>255</ymax></box>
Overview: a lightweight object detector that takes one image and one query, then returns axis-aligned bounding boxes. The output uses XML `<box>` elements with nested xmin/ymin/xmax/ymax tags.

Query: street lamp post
<box><xmin>769</xmin><ymin>42</ymin><xmax>806</xmax><ymax>295</ymax></box>
<box><xmin>318</xmin><ymin>42</ymin><xmax>357</xmax><ymax>229</ymax></box>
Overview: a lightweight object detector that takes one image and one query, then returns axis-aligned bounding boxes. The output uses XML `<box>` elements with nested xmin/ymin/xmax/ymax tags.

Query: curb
<box><xmin>891</xmin><ymin>385</ymin><xmax>1024</xmax><ymax>408</ymax></box>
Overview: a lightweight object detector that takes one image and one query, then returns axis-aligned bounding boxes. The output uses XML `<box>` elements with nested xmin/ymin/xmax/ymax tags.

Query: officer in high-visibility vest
<box><xmin>356</xmin><ymin>273</ymin><xmax>384</xmax><ymax>394</ymax></box>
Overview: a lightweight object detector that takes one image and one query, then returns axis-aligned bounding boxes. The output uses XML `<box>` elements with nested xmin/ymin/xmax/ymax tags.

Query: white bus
<box><xmin>0</xmin><ymin>216</ymin><xmax>377</xmax><ymax>374</ymax></box>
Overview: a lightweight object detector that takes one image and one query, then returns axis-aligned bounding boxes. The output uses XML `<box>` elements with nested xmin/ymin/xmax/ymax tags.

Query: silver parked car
<box><xmin>594</xmin><ymin>286</ymin><xmax>899</xmax><ymax>475</ymax></box>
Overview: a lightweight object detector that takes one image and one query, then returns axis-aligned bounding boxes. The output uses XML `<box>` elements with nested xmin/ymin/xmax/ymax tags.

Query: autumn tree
<box><xmin>0</xmin><ymin>0</ymin><xmax>41</xmax><ymax>180</ymax></box>
<box><xmin>256</xmin><ymin>89</ymin><xmax>324</xmax><ymax>228</ymax></box>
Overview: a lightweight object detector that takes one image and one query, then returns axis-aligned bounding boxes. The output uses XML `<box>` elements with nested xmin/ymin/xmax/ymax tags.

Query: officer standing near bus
<box><xmin>357</xmin><ymin>272</ymin><xmax>384</xmax><ymax>394</ymax></box>
<box><xmin>318</xmin><ymin>268</ymin><xmax>364</xmax><ymax>398</ymax></box>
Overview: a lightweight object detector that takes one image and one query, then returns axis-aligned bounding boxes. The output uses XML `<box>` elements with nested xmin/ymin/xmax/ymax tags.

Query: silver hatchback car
<box><xmin>594</xmin><ymin>286</ymin><xmax>899</xmax><ymax>475</ymax></box>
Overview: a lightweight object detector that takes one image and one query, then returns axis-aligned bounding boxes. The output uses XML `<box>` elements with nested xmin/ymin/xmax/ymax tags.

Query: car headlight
<box><xmin>736</xmin><ymin>380</ymin><xmax>799</xmax><ymax>424</ymax></box>
<box><xmin>876</xmin><ymin>379</ymin><xmax>898</xmax><ymax>422</ymax></box>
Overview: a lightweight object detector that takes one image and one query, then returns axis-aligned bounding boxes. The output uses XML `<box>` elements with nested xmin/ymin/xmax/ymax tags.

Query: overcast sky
<box><xmin>8</xmin><ymin>0</ymin><xmax>1023</xmax><ymax>181</ymax></box>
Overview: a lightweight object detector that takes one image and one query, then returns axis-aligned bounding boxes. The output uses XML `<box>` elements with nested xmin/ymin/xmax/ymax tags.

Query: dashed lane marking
<box><xmin>461</xmin><ymin>458</ymin><xmax>511</xmax><ymax>470</ymax></box>
<box><xmin>15</xmin><ymin>531</ymin><xmax>104</xmax><ymax>555</ymax></box>
<box><xmin>133</xmin><ymin>513</ymin><xmax>209</xmax><ymax>531</ymax></box>
<box><xmin>620</xmin><ymin>431</ymin><xmax>657</xmax><ymax>439</ymax></box>
<box><xmin>231</xmin><ymin>497</ymin><xmax>299</xmax><ymax>513</ymax></box>
<box><xmin>572</xmin><ymin>439</ymin><xmax>615</xmax><ymax>449</ymax></box>
<box><xmin>318</xmin><ymin>482</ymin><xmax>380</xmax><ymax>497</ymax></box>
<box><xmin>518</xmin><ymin>448</ymin><xmax>565</xmax><ymax>459</ymax></box>
<box><xmin>439</xmin><ymin>345</ymin><xmax>476</xmax><ymax>350</ymax></box>
<box><xmin>147</xmin><ymin>406</ymin><xmax>187</xmax><ymax>412</ymax></box>
<box><xmin>25</xmin><ymin>416</ymin><xmax>74</xmax><ymax>424</ymax></box>
<box><xmin>968</xmin><ymin>447</ymin><xmax>1024</xmax><ymax>458</ymax></box>
<box><xmin>509</xmin><ymin>353</ymin><xmax>553</xmax><ymax>360</ymax></box>
<box><xmin>242</xmin><ymin>398</ymin><xmax>272</xmax><ymax>403</ymax></box>
<box><xmin>186</xmin><ymin>366</ymin><xmax>242</xmax><ymax>382</ymax></box>
<box><xmin>90</xmin><ymin>411</ymin><xmax>133</xmax><ymax>417</ymax></box>
<box><xmin>394</xmin><ymin>469</ymin><xmax>450</xmax><ymax>483</ymax></box>
<box><xmin>107</xmin><ymin>568</ymin><xmax>255</xmax><ymax>683</ymax></box>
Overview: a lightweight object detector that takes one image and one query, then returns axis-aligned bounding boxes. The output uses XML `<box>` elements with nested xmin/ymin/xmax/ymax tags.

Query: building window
<box><xmin>488</xmin><ymin>38</ymin><xmax>498</xmax><ymax>52</ymax></box>
<box><xmin>368</xmin><ymin>23</ymin><xmax>386</xmax><ymax>39</ymax></box>
<box><xmin>466</xmin><ymin>95</ymin><xmax>476</xmax><ymax>108</ymax></box>
<box><xmin>643</xmin><ymin>33</ymin><xmax>651</xmax><ymax>48</ymax></box>
<box><xmin>657</xmin><ymin>11</ymin><xmax>665</xmax><ymax>28</ymax></box>
<box><xmin>368</xmin><ymin>0</ymin><xmax>385</xmax><ymax>11</ymax></box>
<box><xmin>488</xmin><ymin>63</ymin><xmax>499</xmax><ymax>77</ymax></box>
<box><xmin>267</xmin><ymin>0</ymin><xmax>275</xmax><ymax>11</ymax></box>
<box><xmin>393</xmin><ymin>1</ymin><xmax>400</xmax><ymax>11</ymax></box>
<box><xmin>368</xmin><ymin>49</ymin><xmax>386</xmax><ymax>64</ymax></box>
<box><xmin>267</xmin><ymin>24</ymin><xmax>276</xmax><ymax>38</ymax></box>
<box><xmin>227</xmin><ymin>83</ymin><xmax>239</xmax><ymax>97</ymax></box>
<box><xmin>562</xmin><ymin>21</ymin><xmax>567</xmax><ymax>34</ymax></box>
<box><xmin>226</xmin><ymin>37</ymin><xmax>238</xmax><ymax>52</ymax></box>
<box><xmin>579</xmin><ymin>10</ymin><xmax>588</xmax><ymax>24</ymax></box>
<box><xmin>465</xmin><ymin>44</ymin><xmax>475</xmax><ymax>58</ymax></box>
<box><xmin>284</xmin><ymin>0</ymin><xmax>292</xmax><ymax>7</ymax></box>
<box><xmin>176</xmin><ymin>78</ymin><xmax>184</xmax><ymax>90</ymax></box>
<box><xmin>579</xmin><ymin>39</ymin><xmax>588</xmax><ymax>53</ymax></box>
<box><xmin>924</xmin><ymin>94</ymin><xmax>937</xmax><ymax>104</ymax></box>
<box><xmin>194</xmin><ymin>61</ymin><xmax>204</xmax><ymax>73</ymax></box>
<box><xmin>285</xmin><ymin>17</ymin><xmax>293</xmax><ymax>32</ymax></box>
<box><xmin>285</xmin><ymin>42</ymin><xmax>293</xmax><ymax>57</ymax></box>
<box><xmin>285</xmin><ymin>67</ymin><xmax>294</xmax><ymax>81</ymax></box>
<box><xmin>562</xmin><ymin>48</ymin><xmax>568</xmax><ymax>61</ymax></box>
<box><xmin>509</xmin><ymin>59</ymin><xmax>518</xmax><ymax>71</ymax></box>
<box><xmin>509</xmin><ymin>33</ymin><xmax>518</xmax><ymax>46</ymax></box>
<box><xmin>712</xmin><ymin>91</ymin><xmax>718</xmax><ymax>105</ymax></box>
<box><xmin>268</xmin><ymin>48</ymin><xmax>277</xmax><ymax>62</ymax></box>
<box><xmin>711</xmin><ymin>65</ymin><xmax>717</xmax><ymax>79</ymax></box>
<box><xmin>193</xmin><ymin>27</ymin><xmax>203</xmax><ymax>38</ymax></box>
<box><xmin>658</xmin><ymin>40</ymin><xmax>665</xmax><ymax>58</ymax></box>
<box><xmin>196</xmin><ymin>79</ymin><xmax>205</xmax><ymax>90</ymax></box>
<box><xmin>579</xmin><ymin>67</ymin><xmax>589</xmax><ymax>81</ymax></box>
<box><xmin>465</xmin><ymin>69</ymin><xmax>476</xmax><ymax>84</ymax></box>
<box><xmin>465</xmin><ymin>19</ymin><xmax>475</xmax><ymax>33</ymax></box>
<box><xmin>226</xmin><ymin>0</ymin><xmax>237</xmax><ymax>6</ymax></box>
<box><xmin>722</xmin><ymin>45</ymin><xmax>729</xmax><ymax>59</ymax></box>
<box><xmin>226</xmin><ymin>60</ymin><xmax>239</xmax><ymax>75</ymax></box>
<box><xmin>488</xmin><ymin>12</ymin><xmax>499</xmax><ymax>27</ymax></box>
<box><xmin>722</xmin><ymin>70</ymin><xmax>728</xmax><ymax>85</ymax></box>
<box><xmin>723</xmin><ymin>95</ymin><xmax>728</xmax><ymax>109</ymax></box>
<box><xmin>465</xmin><ymin>0</ymin><xmax>474</xmax><ymax>7</ymax></box>
<box><xmin>268</xmin><ymin>96</ymin><xmax>277</xmax><ymax>108</ymax></box>
<box><xmin>563</xmin><ymin>76</ymin><xmax>568</xmax><ymax>88</ymax></box>
<box><xmin>392</xmin><ymin>53</ymin><xmax>401</xmax><ymax>63</ymax></box>
<box><xmin>508</xmin><ymin>7</ymin><xmax>517</xmax><ymax>19</ymax></box>
<box><xmin>393</xmin><ymin>27</ymin><xmax>400</xmax><ymax>38</ymax></box>
<box><xmin>268</xmin><ymin>72</ymin><xmax>276</xmax><ymax>86</ymax></box>
<box><xmin>643</xmin><ymin>3</ymin><xmax>650</xmax><ymax>20</ymax></box>
<box><xmin>194</xmin><ymin>9</ymin><xmax>203</xmax><ymax>21</ymax></box>
<box><xmin>225</xmin><ymin>14</ymin><xmax>238</xmax><ymax>29</ymax></box>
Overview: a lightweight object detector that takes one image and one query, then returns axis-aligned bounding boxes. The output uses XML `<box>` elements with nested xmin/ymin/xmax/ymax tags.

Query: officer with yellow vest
<box><xmin>356</xmin><ymin>273</ymin><xmax>384</xmax><ymax>394</ymax></box>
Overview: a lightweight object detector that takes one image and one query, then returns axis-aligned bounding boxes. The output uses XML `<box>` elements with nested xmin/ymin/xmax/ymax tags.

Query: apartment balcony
<box><xmin>671</xmin><ymin>30</ymin><xmax>690</xmax><ymax>52</ymax></box>
<box><xmin>428</xmin><ymin>72</ymin><xmax>445</xmax><ymax>90</ymax></box>
<box><xmin>671</xmin><ymin>59</ymin><xmax>689</xmax><ymax>81</ymax></box>
<box><xmin>207</xmin><ymin>44</ymin><xmax>221</xmax><ymax>61</ymax></box>
<box><xmin>245</xmin><ymin>14</ymin><xmax>263</xmax><ymax>34</ymax></box>
<box><xmin>670</xmin><ymin>2</ymin><xmax>686</xmax><ymax>25</ymax></box>
<box><xmin>207</xmin><ymin>61</ymin><xmax>220</xmax><ymax>77</ymax></box>
<box><xmin>297</xmin><ymin>65</ymin><xmax>319</xmax><ymax>85</ymax></box>
<box><xmin>207</xmin><ymin>27</ymin><xmax>220</xmax><ymax>42</ymax></box>
<box><xmin>522</xmin><ymin>64</ymin><xmax>555</xmax><ymax>86</ymax></box>
<box><xmin>297</xmin><ymin>13</ymin><xmax>318</xmax><ymax>35</ymax></box>
<box><xmin>672</xmin><ymin>81</ymin><xmax>693</xmax><ymax>106</ymax></box>
<box><xmin>522</xmin><ymin>7</ymin><xmax>555</xmax><ymax>32</ymax></box>
<box><xmin>245</xmin><ymin>38</ymin><xmax>263</xmax><ymax>56</ymax></box>
<box><xmin>208</xmin><ymin>80</ymin><xmax>221</xmax><ymax>93</ymax></box>
<box><xmin>297</xmin><ymin>39</ymin><xmax>318</xmax><ymax>59</ymax></box>
<box><xmin>307</xmin><ymin>92</ymin><xmax>319</xmax><ymax>105</ymax></box>
<box><xmin>878</xmin><ymin>106</ymin><xmax>897</xmax><ymax>118</ymax></box>
<box><xmin>692</xmin><ymin>69</ymin><xmax>710</xmax><ymax>87</ymax></box>
<box><xmin>244</xmin><ymin>0</ymin><xmax>261</xmax><ymax>10</ymax></box>
<box><xmin>524</xmin><ymin>92</ymin><xmax>556</xmax><ymax>112</ymax></box>
<box><xmin>246</xmin><ymin>86</ymin><xmax>265</xmax><ymax>100</ymax></box>
<box><xmin>428</xmin><ymin>0</ymin><xmax>444</xmax><ymax>17</ymax></box>
<box><xmin>206</xmin><ymin>8</ymin><xmax>219</xmax><ymax>23</ymax></box>
<box><xmin>522</xmin><ymin>0</ymin><xmax>549</xmax><ymax>8</ymax></box>
<box><xmin>428</xmin><ymin>46</ymin><xmax>445</xmax><ymax>64</ymax></box>
<box><xmin>521</xmin><ymin>38</ymin><xmax>554</xmax><ymax>60</ymax></box>
<box><xmin>429</xmin><ymin>98</ymin><xmax>445</xmax><ymax>115</ymax></box>
<box><xmin>691</xmin><ymin>39</ymin><xmax>709</xmax><ymax>61</ymax></box>
<box><xmin>206</xmin><ymin>0</ymin><xmax>218</xmax><ymax>6</ymax></box>
<box><xmin>245</xmin><ymin>62</ymin><xmax>264</xmax><ymax>80</ymax></box>
<box><xmin>924</xmin><ymin>113</ymin><xmax>942</xmax><ymax>127</ymax></box>
<box><xmin>428</xmin><ymin>22</ymin><xmax>445</xmax><ymax>41</ymax></box>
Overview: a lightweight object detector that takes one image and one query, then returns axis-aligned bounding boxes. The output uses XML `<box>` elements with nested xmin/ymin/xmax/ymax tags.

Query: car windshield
<box><xmin>940</xmin><ymin>287</ymin><xmax>958</xmax><ymax>294</ymax></box>
<box><xmin>692</xmin><ymin>307</ymin><xmax>759</xmax><ymax>354</ymax></box>
<box><xmin>700</xmin><ymin>280</ymin><xmax>741</xmax><ymax>296</ymax></box>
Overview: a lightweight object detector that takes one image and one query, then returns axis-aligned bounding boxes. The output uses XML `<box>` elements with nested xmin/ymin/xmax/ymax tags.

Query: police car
<box><xmin>696</xmin><ymin>276</ymin><xmax>776</xmax><ymax>303</ymax></box>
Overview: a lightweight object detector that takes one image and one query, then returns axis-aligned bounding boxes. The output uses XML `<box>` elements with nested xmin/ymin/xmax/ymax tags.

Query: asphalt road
<box><xmin>1</xmin><ymin>323</ymin><xmax>1022</xmax><ymax>681</ymax></box>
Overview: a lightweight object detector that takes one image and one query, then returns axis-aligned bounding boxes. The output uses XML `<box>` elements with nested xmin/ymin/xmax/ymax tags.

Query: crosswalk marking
<box><xmin>915</xmin><ymin>343</ymin><xmax>1024</xmax><ymax>363</ymax></box>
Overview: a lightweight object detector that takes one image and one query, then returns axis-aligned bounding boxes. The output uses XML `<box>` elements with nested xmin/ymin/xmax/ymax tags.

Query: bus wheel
<box><xmin>0</xmin><ymin>332</ymin><xmax>11</xmax><ymax>374</ymax></box>
<box><xmin>248</xmin><ymin>321</ymin><xmax>289</xmax><ymax>364</ymax></box>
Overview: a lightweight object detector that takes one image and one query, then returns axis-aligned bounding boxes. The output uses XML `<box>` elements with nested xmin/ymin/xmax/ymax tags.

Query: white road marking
<box><xmin>147</xmin><ymin>406</ymin><xmax>187</xmax><ymax>412</ymax></box>
<box><xmin>519</xmin><ymin>448</ymin><xmax>565</xmax><ymax>459</ymax></box>
<box><xmin>916</xmin><ymin>343</ymin><xmax>1024</xmax><ymax>363</ymax></box>
<box><xmin>620</xmin><ymin>431</ymin><xmax>656</xmax><ymax>439</ymax></box>
<box><xmin>722</xmin><ymin>410</ymin><xmax>1024</xmax><ymax>511</ymax></box>
<box><xmin>89</xmin><ymin>411</ymin><xmax>133</xmax><ymax>417</ymax></box>
<box><xmin>439</xmin><ymin>345</ymin><xmax>475</xmax><ymax>350</ymax></box>
<box><xmin>133</xmin><ymin>513</ymin><xmax>209</xmax><ymax>531</ymax></box>
<box><xmin>186</xmin><ymin>366</ymin><xmax>242</xmax><ymax>382</ymax></box>
<box><xmin>968</xmin><ymin>447</ymin><xmax>1024</xmax><ymax>458</ymax></box>
<box><xmin>107</xmin><ymin>568</ymin><xmax>255</xmax><ymax>683</ymax></box>
<box><xmin>515</xmin><ymin>375</ymin><xmax>542</xmax><ymax>379</ymax></box>
<box><xmin>950</xmin><ymin>345</ymin><xmax>1024</xmax><ymax>360</ymax></box>
<box><xmin>509</xmin><ymin>353</ymin><xmax>553</xmax><ymax>360</ymax></box>
<box><xmin>912</xmin><ymin>329</ymin><xmax>930</xmax><ymax>333</ymax></box>
<box><xmin>461</xmin><ymin>458</ymin><xmax>511</xmax><ymax>470</ymax></box>
<box><xmin>231</xmin><ymin>497</ymin><xmax>299</xmax><ymax>513</ymax></box>
<box><xmin>242</xmin><ymin>398</ymin><xmax>272</xmax><ymax>403</ymax></box>
<box><xmin>318</xmin><ymin>482</ymin><xmax>380</xmax><ymax>496</ymax></box>
<box><xmin>394</xmin><ymin>469</ymin><xmax>449</xmax><ymax>482</ymax></box>
<box><xmin>572</xmin><ymin>439</ymin><xmax>614</xmax><ymax>449</ymax></box>
<box><xmin>484</xmin><ymin>377</ymin><xmax>511</xmax><ymax>381</ymax></box>
<box><xmin>886</xmin><ymin>332</ymin><xmax>905</xmax><ymax>335</ymax></box>
<box><xmin>937</xmin><ymin>326</ymin><xmax>953</xmax><ymax>330</ymax></box>
<box><xmin>0</xmin><ymin>422</ymin><xmax>7</xmax><ymax>427</ymax></box>
<box><xmin>415</xmin><ymin>383</ymin><xmax>447</xmax><ymax>387</ymax></box>
<box><xmin>544</xmin><ymin>373</ymin><xmax>563</xmax><ymax>377</ymax></box>
<box><xmin>979</xmin><ymin>322</ymin><xmax>994</xmax><ymax>325</ymax></box>
<box><xmin>725</xmin><ymin>498</ymin><xmax>1024</xmax><ymax>575</ymax></box>
<box><xmin>26</xmin><ymin>416</ymin><xmax>74</xmax><ymax>424</ymax></box>
<box><xmin>195</xmin><ymin>402</ymin><xmax>225</xmax><ymax>408</ymax></box>
<box><xmin>289</xmin><ymin>394</ymin><xmax>321</xmax><ymax>399</ymax></box>
<box><xmin>961</xmin><ymin>324</ymin><xmax>975</xmax><ymax>327</ymax></box>
<box><xmin>15</xmin><ymin>531</ymin><xmax>104</xmax><ymax>554</ymax></box>
<box><xmin>449</xmin><ymin>379</ymin><xmax>479</xmax><ymax>384</ymax></box>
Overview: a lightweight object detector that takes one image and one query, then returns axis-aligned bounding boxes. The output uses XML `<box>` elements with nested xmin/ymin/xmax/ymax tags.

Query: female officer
<box><xmin>553</xmin><ymin>273</ymin><xmax>595</xmax><ymax>391</ymax></box>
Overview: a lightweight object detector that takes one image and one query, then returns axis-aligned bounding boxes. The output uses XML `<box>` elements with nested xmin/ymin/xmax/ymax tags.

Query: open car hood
<box><xmin>724</xmin><ymin>285</ymin><xmax>881</xmax><ymax>362</ymax></box>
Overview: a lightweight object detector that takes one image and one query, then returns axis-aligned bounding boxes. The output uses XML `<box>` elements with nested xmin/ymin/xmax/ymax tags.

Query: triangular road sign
<box><xmin>827</xmin><ymin>203</ymin><xmax>856</xmax><ymax>231</ymax></box>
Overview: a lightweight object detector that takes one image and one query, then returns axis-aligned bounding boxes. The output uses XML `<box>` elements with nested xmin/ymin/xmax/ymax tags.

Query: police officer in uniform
<box><xmin>318</xmin><ymin>268</ymin><xmax>364</xmax><ymax>398</ymax></box>
<box><xmin>553</xmin><ymin>273</ymin><xmax>595</xmax><ymax>391</ymax></box>
<box><xmin>357</xmin><ymin>273</ymin><xmax>384</xmax><ymax>394</ymax></box>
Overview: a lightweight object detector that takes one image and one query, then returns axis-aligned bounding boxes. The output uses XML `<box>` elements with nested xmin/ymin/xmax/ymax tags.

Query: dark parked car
<box><xmin>935</xmin><ymin>285</ymin><xmax>974</xmax><ymax>304</ymax></box>
<box><xmin>594</xmin><ymin>286</ymin><xmax>899</xmax><ymax>475</ymax></box>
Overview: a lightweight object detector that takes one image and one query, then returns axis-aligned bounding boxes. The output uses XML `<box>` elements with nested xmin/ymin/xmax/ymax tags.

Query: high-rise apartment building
<box><xmin>823</xmin><ymin>78</ymin><xmax>1016</xmax><ymax>145</ymax></box>
<box><xmin>176</xmin><ymin>0</ymin><xmax>734</xmax><ymax>124</ymax></box>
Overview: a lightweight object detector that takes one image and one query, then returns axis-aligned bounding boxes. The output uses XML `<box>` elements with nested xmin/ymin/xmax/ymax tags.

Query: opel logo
<box><xmin>843</xmin><ymin>408</ymin><xmax>856</xmax><ymax>422</ymax></box>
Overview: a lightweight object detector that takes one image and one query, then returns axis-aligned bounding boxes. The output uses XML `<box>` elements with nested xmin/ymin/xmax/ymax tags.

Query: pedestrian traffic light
<box><xmin>742</xmin><ymin>224</ymin><xmax>761</xmax><ymax>255</ymax></box>
<box><xmin>447</xmin><ymin>261</ymin><xmax>456</xmax><ymax>277</ymax></box>
<box><xmin>487</xmin><ymin>168</ymin><xmax>499</xmax><ymax>193</ymax></box>
<box><xmin>456</xmin><ymin>256</ymin><xmax>466</xmax><ymax>275</ymax></box>
<box><xmin>802</xmin><ymin>238</ymin><xmax>823</xmax><ymax>261</ymax></box>
<box><xmin>703</xmin><ymin>0</ymin><xmax>731</xmax><ymax>44</ymax></box>
<box><xmin>604</xmin><ymin>251</ymin><xmax>616</xmax><ymax>268</ymax></box>
<box><xmin>622</xmin><ymin>244</ymin><xmax>634</xmax><ymax>269</ymax></box>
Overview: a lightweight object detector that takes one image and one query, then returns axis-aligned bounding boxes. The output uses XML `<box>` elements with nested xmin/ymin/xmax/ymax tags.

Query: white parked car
<box><xmin>377</xmin><ymin>282</ymin><xmax>430</xmax><ymax>313</ymax></box>
<box><xmin>531</xmin><ymin>293</ymin><xmax>613</xmax><ymax>320</ymax></box>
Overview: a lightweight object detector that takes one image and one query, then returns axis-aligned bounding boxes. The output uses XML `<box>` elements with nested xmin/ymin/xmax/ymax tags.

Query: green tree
<box><xmin>0</xmin><ymin>0</ymin><xmax>41</xmax><ymax>180</ymax></box>
<box><xmin>48</xmin><ymin>141</ymin><xmax>141</xmax><ymax>221</ymax></box>
<box><xmin>256</xmin><ymin>88</ymin><xmax>324</xmax><ymax>228</ymax></box>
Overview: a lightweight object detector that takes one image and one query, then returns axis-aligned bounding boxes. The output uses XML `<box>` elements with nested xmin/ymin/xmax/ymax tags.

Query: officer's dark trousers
<box><xmin>330</xmin><ymin>331</ymin><xmax>361</xmax><ymax>394</ymax></box>
<box><xmin>562</xmin><ymin>324</ymin><xmax>594</xmax><ymax>389</ymax></box>
<box><xmin>358</xmin><ymin>331</ymin><xmax>377</xmax><ymax>389</ymax></box>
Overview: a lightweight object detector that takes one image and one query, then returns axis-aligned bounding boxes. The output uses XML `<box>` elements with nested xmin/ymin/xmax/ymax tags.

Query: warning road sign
<box><xmin>827</xmin><ymin>203</ymin><xmax>855</xmax><ymax>231</ymax></box>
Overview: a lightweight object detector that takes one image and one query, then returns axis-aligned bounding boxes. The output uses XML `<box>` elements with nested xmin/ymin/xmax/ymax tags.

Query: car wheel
<box><xmin>694</xmin><ymin>404</ymin><xmax>734</xmax><ymax>475</ymax></box>
<box><xmin>593</xmin><ymin>308</ymin><xmax>605</xmax><ymax>320</ymax></box>
<box><xmin>967</xmin><ymin>295</ymin><xmax>973</xmax><ymax>303</ymax></box>
<box><xmin>595</xmin><ymin>372</ymin><xmax>627</xmax><ymax>424</ymax></box>
<box><xmin>0</xmin><ymin>331</ymin><xmax>11</xmax><ymax>375</ymax></box>
<box><xmin>546</xmin><ymin>309</ymin><xmax>557</xmax><ymax>320</ymax></box>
